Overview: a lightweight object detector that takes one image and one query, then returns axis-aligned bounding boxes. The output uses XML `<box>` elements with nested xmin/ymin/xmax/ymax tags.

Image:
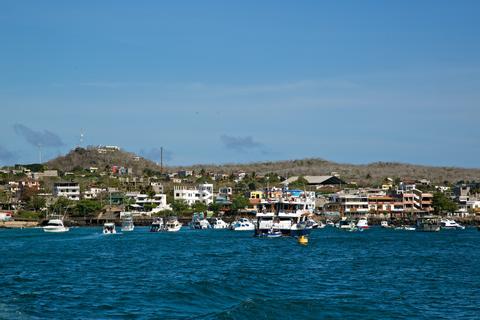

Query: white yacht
<box><xmin>440</xmin><ymin>219</ymin><xmax>465</xmax><ymax>230</ymax></box>
<box><xmin>121</xmin><ymin>213</ymin><xmax>135</xmax><ymax>232</ymax></box>
<box><xmin>210</xmin><ymin>217</ymin><xmax>229</xmax><ymax>229</ymax></box>
<box><xmin>150</xmin><ymin>217</ymin><xmax>164</xmax><ymax>232</ymax></box>
<box><xmin>103</xmin><ymin>222</ymin><xmax>117</xmax><ymax>234</ymax></box>
<box><xmin>230</xmin><ymin>218</ymin><xmax>255</xmax><ymax>231</ymax></box>
<box><xmin>255</xmin><ymin>189</ymin><xmax>314</xmax><ymax>237</ymax></box>
<box><xmin>165</xmin><ymin>218</ymin><xmax>182</xmax><ymax>232</ymax></box>
<box><xmin>356</xmin><ymin>218</ymin><xmax>369</xmax><ymax>230</ymax></box>
<box><xmin>43</xmin><ymin>219</ymin><xmax>69</xmax><ymax>233</ymax></box>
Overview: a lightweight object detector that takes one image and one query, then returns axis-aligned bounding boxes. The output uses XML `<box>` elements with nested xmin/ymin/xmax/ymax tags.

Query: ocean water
<box><xmin>1</xmin><ymin>227</ymin><xmax>479</xmax><ymax>319</ymax></box>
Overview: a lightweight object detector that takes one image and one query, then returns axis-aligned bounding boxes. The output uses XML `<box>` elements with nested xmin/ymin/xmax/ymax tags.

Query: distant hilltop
<box><xmin>45</xmin><ymin>146</ymin><xmax>161</xmax><ymax>176</ymax></box>
<box><xmin>38</xmin><ymin>147</ymin><xmax>480</xmax><ymax>185</ymax></box>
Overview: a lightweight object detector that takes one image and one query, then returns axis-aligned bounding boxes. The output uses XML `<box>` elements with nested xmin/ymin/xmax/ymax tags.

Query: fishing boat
<box><xmin>121</xmin><ymin>213</ymin><xmax>135</xmax><ymax>232</ymax></box>
<box><xmin>165</xmin><ymin>217</ymin><xmax>182</xmax><ymax>232</ymax></box>
<box><xmin>440</xmin><ymin>219</ymin><xmax>465</xmax><ymax>230</ymax></box>
<box><xmin>416</xmin><ymin>216</ymin><xmax>440</xmax><ymax>232</ymax></box>
<box><xmin>210</xmin><ymin>217</ymin><xmax>229</xmax><ymax>229</ymax></box>
<box><xmin>150</xmin><ymin>217</ymin><xmax>164</xmax><ymax>232</ymax></box>
<box><xmin>230</xmin><ymin>218</ymin><xmax>255</xmax><ymax>231</ymax></box>
<box><xmin>189</xmin><ymin>212</ymin><xmax>211</xmax><ymax>229</ymax></box>
<box><xmin>103</xmin><ymin>222</ymin><xmax>117</xmax><ymax>234</ymax></box>
<box><xmin>356</xmin><ymin>218</ymin><xmax>369</xmax><ymax>230</ymax></box>
<box><xmin>43</xmin><ymin>218</ymin><xmax>69</xmax><ymax>233</ymax></box>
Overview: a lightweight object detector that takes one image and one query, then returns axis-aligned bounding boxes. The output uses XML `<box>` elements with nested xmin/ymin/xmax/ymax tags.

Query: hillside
<box><xmin>44</xmin><ymin>148</ymin><xmax>480</xmax><ymax>185</ymax></box>
<box><xmin>45</xmin><ymin>147</ymin><xmax>162</xmax><ymax>175</ymax></box>
<box><xmin>169</xmin><ymin>159</ymin><xmax>480</xmax><ymax>185</ymax></box>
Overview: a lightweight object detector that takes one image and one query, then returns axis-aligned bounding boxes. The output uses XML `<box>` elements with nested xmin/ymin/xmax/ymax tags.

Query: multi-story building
<box><xmin>53</xmin><ymin>182</ymin><xmax>80</xmax><ymax>201</ymax></box>
<box><xmin>124</xmin><ymin>192</ymin><xmax>171</xmax><ymax>214</ymax></box>
<box><xmin>174</xmin><ymin>183</ymin><xmax>214</xmax><ymax>205</ymax></box>
<box><xmin>332</xmin><ymin>194</ymin><xmax>369</xmax><ymax>215</ymax></box>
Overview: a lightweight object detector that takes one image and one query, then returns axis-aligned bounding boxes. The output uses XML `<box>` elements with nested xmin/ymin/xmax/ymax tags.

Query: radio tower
<box><xmin>79</xmin><ymin>129</ymin><xmax>84</xmax><ymax>147</ymax></box>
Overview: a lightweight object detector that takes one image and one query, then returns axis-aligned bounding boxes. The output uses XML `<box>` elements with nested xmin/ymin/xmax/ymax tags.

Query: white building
<box><xmin>124</xmin><ymin>192</ymin><xmax>171</xmax><ymax>215</ymax></box>
<box><xmin>332</xmin><ymin>194</ymin><xmax>369</xmax><ymax>214</ymax></box>
<box><xmin>53</xmin><ymin>182</ymin><xmax>80</xmax><ymax>201</ymax></box>
<box><xmin>83</xmin><ymin>187</ymin><xmax>107</xmax><ymax>199</ymax></box>
<box><xmin>174</xmin><ymin>183</ymin><xmax>214</xmax><ymax>205</ymax></box>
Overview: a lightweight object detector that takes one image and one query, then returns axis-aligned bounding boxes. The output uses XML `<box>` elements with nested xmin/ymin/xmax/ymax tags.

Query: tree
<box><xmin>209</xmin><ymin>201</ymin><xmax>221</xmax><ymax>214</ymax></box>
<box><xmin>192</xmin><ymin>202</ymin><xmax>207</xmax><ymax>213</ymax></box>
<box><xmin>231</xmin><ymin>195</ymin><xmax>249</xmax><ymax>213</ymax></box>
<box><xmin>27</xmin><ymin>196</ymin><xmax>46</xmax><ymax>212</ymax></box>
<box><xmin>288</xmin><ymin>176</ymin><xmax>309</xmax><ymax>189</ymax></box>
<box><xmin>171</xmin><ymin>199</ymin><xmax>189</xmax><ymax>214</ymax></box>
<box><xmin>73</xmin><ymin>199</ymin><xmax>102</xmax><ymax>217</ymax></box>
<box><xmin>49</xmin><ymin>197</ymin><xmax>74</xmax><ymax>215</ymax></box>
<box><xmin>432</xmin><ymin>192</ymin><xmax>458</xmax><ymax>214</ymax></box>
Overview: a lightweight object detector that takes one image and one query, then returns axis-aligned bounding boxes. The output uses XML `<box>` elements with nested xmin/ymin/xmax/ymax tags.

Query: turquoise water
<box><xmin>1</xmin><ymin>227</ymin><xmax>479</xmax><ymax>319</ymax></box>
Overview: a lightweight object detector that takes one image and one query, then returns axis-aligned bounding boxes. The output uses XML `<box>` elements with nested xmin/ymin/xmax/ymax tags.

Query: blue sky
<box><xmin>1</xmin><ymin>0</ymin><xmax>479</xmax><ymax>167</ymax></box>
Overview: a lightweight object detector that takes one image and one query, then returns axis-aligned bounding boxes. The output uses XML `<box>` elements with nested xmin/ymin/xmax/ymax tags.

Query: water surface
<box><xmin>1</xmin><ymin>227</ymin><xmax>479</xmax><ymax>319</ymax></box>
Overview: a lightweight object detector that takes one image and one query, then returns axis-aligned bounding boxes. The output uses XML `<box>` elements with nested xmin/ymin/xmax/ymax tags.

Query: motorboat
<box><xmin>210</xmin><ymin>217</ymin><xmax>229</xmax><ymax>229</ymax></box>
<box><xmin>43</xmin><ymin>219</ymin><xmax>69</xmax><ymax>233</ymax></box>
<box><xmin>230</xmin><ymin>218</ymin><xmax>255</xmax><ymax>231</ymax></box>
<box><xmin>306</xmin><ymin>218</ymin><xmax>319</xmax><ymax>229</ymax></box>
<box><xmin>189</xmin><ymin>212</ymin><xmax>211</xmax><ymax>230</ymax></box>
<box><xmin>150</xmin><ymin>217</ymin><xmax>164</xmax><ymax>232</ymax></box>
<box><xmin>336</xmin><ymin>217</ymin><xmax>356</xmax><ymax>230</ymax></box>
<box><xmin>380</xmin><ymin>220</ymin><xmax>389</xmax><ymax>228</ymax></box>
<box><xmin>325</xmin><ymin>219</ymin><xmax>335</xmax><ymax>227</ymax></box>
<box><xmin>356</xmin><ymin>218</ymin><xmax>369</xmax><ymax>229</ymax></box>
<box><xmin>165</xmin><ymin>217</ymin><xmax>182</xmax><ymax>232</ymax></box>
<box><xmin>257</xmin><ymin>228</ymin><xmax>282</xmax><ymax>238</ymax></box>
<box><xmin>416</xmin><ymin>216</ymin><xmax>440</xmax><ymax>232</ymax></box>
<box><xmin>103</xmin><ymin>222</ymin><xmax>117</xmax><ymax>234</ymax></box>
<box><xmin>394</xmin><ymin>225</ymin><xmax>416</xmax><ymax>231</ymax></box>
<box><xmin>440</xmin><ymin>219</ymin><xmax>465</xmax><ymax>230</ymax></box>
<box><xmin>121</xmin><ymin>213</ymin><xmax>135</xmax><ymax>232</ymax></box>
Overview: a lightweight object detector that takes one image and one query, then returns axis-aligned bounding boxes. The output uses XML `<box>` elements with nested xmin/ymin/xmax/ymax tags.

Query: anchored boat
<box><xmin>43</xmin><ymin>218</ymin><xmax>69</xmax><ymax>233</ymax></box>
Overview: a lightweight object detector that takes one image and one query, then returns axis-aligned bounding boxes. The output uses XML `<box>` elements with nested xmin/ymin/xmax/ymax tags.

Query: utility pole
<box><xmin>160</xmin><ymin>147</ymin><xmax>163</xmax><ymax>174</ymax></box>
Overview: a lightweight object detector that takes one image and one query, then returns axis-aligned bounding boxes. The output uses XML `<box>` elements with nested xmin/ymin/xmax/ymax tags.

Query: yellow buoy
<box><xmin>298</xmin><ymin>235</ymin><xmax>308</xmax><ymax>245</ymax></box>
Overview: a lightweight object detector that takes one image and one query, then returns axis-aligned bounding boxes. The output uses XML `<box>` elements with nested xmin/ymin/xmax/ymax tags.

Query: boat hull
<box><xmin>43</xmin><ymin>227</ymin><xmax>69</xmax><ymax>233</ymax></box>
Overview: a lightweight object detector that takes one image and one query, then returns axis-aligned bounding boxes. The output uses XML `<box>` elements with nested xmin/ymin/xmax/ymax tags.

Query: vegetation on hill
<box><xmin>43</xmin><ymin>148</ymin><xmax>480</xmax><ymax>185</ymax></box>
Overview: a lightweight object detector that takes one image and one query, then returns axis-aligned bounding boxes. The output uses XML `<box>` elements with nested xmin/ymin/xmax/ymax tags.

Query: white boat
<box><xmin>150</xmin><ymin>217</ymin><xmax>164</xmax><ymax>232</ymax></box>
<box><xmin>255</xmin><ymin>189</ymin><xmax>314</xmax><ymax>237</ymax></box>
<box><xmin>380</xmin><ymin>220</ymin><xmax>389</xmax><ymax>228</ymax></box>
<box><xmin>43</xmin><ymin>219</ymin><xmax>69</xmax><ymax>233</ymax></box>
<box><xmin>121</xmin><ymin>214</ymin><xmax>135</xmax><ymax>232</ymax></box>
<box><xmin>440</xmin><ymin>219</ymin><xmax>465</xmax><ymax>230</ymax></box>
<box><xmin>230</xmin><ymin>218</ymin><xmax>255</xmax><ymax>231</ymax></box>
<box><xmin>103</xmin><ymin>222</ymin><xmax>117</xmax><ymax>234</ymax></box>
<box><xmin>394</xmin><ymin>225</ymin><xmax>416</xmax><ymax>231</ymax></box>
<box><xmin>306</xmin><ymin>218</ymin><xmax>319</xmax><ymax>229</ymax></box>
<box><xmin>165</xmin><ymin>218</ymin><xmax>182</xmax><ymax>232</ymax></box>
<box><xmin>210</xmin><ymin>217</ymin><xmax>229</xmax><ymax>229</ymax></box>
<box><xmin>190</xmin><ymin>212</ymin><xmax>211</xmax><ymax>229</ymax></box>
<box><xmin>337</xmin><ymin>217</ymin><xmax>356</xmax><ymax>230</ymax></box>
<box><xmin>325</xmin><ymin>219</ymin><xmax>334</xmax><ymax>227</ymax></box>
<box><xmin>356</xmin><ymin>218</ymin><xmax>369</xmax><ymax>229</ymax></box>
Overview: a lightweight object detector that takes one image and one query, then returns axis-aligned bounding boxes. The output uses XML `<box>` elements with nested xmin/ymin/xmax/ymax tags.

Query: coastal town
<box><xmin>1</xmin><ymin>146</ymin><xmax>479</xmax><ymax>231</ymax></box>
